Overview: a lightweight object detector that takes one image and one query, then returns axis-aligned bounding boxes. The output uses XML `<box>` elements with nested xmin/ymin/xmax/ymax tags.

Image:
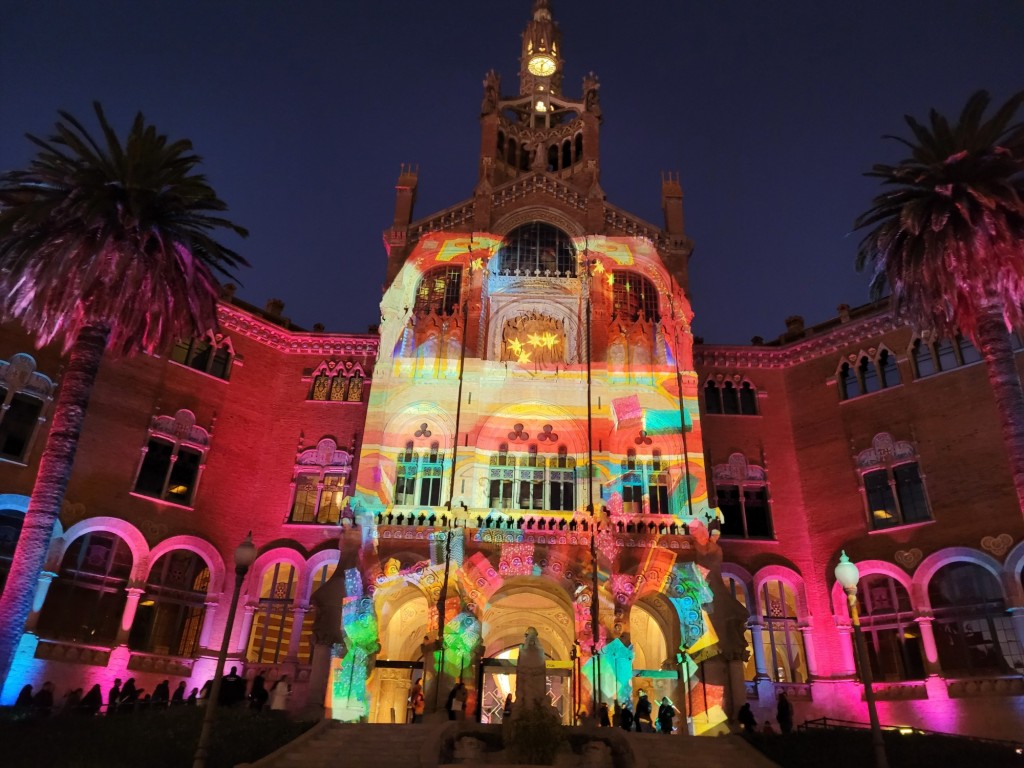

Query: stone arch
<box><xmin>491</xmin><ymin>207</ymin><xmax>587</xmax><ymax>240</ymax></box>
<box><xmin>913</xmin><ymin>547</ymin><xmax>1005</xmax><ymax>611</ymax></box>
<box><xmin>249</xmin><ymin>546</ymin><xmax>308</xmax><ymax>600</ymax></box>
<box><xmin>376</xmin><ymin>583</ymin><xmax>431</xmax><ymax>661</ymax></box>
<box><xmin>632</xmin><ymin>592</ymin><xmax>680</xmax><ymax>669</ymax></box>
<box><xmin>751</xmin><ymin>564</ymin><xmax>810</xmax><ymax>620</ymax></box>
<box><xmin>59</xmin><ymin>516</ymin><xmax>149</xmax><ymax>582</ymax></box>
<box><xmin>303</xmin><ymin>548</ymin><xmax>341</xmax><ymax>603</ymax></box>
<box><xmin>482</xmin><ymin>575</ymin><xmax>575</xmax><ymax>661</ymax></box>
<box><xmin>829</xmin><ymin>559</ymin><xmax>913</xmax><ymax>618</ymax></box>
<box><xmin>1003</xmin><ymin>540</ymin><xmax>1024</xmax><ymax>606</ymax></box>
<box><xmin>148</xmin><ymin>535</ymin><xmax>226</xmax><ymax>595</ymax></box>
<box><xmin>720</xmin><ymin>563</ymin><xmax>755</xmax><ymax>608</ymax></box>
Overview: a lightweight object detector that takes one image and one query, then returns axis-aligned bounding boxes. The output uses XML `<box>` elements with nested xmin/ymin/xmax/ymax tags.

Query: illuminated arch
<box><xmin>829</xmin><ymin>559</ymin><xmax>912</xmax><ymax>618</ymax></box>
<box><xmin>752</xmin><ymin>564</ymin><xmax>809</xmax><ymax>619</ymax></box>
<box><xmin>476</xmin><ymin>401</ymin><xmax>587</xmax><ymax>457</ymax></box>
<box><xmin>59</xmin><ymin>516</ymin><xmax>149</xmax><ymax>581</ymax></box>
<box><xmin>492</xmin><ymin>208</ymin><xmax>587</xmax><ymax>240</ymax></box>
<box><xmin>912</xmin><ymin>547</ymin><xmax>1005</xmax><ymax>611</ymax></box>
<box><xmin>148</xmin><ymin>535</ymin><xmax>226</xmax><ymax>596</ymax></box>
<box><xmin>482</xmin><ymin>575</ymin><xmax>575</xmax><ymax>660</ymax></box>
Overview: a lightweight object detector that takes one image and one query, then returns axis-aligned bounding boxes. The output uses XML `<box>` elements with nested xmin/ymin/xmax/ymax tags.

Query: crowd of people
<box><xmin>10</xmin><ymin>668</ymin><xmax>293</xmax><ymax>717</ymax></box>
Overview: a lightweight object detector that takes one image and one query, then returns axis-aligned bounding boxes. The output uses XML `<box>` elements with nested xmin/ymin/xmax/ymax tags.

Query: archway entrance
<box><xmin>479</xmin><ymin>581</ymin><xmax>575</xmax><ymax>724</ymax></box>
<box><xmin>370</xmin><ymin>586</ymin><xmax>428</xmax><ymax>724</ymax></box>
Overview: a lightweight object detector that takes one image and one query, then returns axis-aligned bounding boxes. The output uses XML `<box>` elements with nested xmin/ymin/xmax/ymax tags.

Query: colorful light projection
<box><xmin>330</xmin><ymin>568</ymin><xmax>379</xmax><ymax>721</ymax></box>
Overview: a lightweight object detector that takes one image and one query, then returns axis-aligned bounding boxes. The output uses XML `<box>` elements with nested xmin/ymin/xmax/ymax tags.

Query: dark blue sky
<box><xmin>3</xmin><ymin>1</ymin><xmax>1022</xmax><ymax>344</ymax></box>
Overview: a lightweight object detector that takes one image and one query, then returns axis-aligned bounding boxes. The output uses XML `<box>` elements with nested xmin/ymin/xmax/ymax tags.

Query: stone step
<box><xmin>247</xmin><ymin>721</ymin><xmax>780</xmax><ymax>768</ymax></box>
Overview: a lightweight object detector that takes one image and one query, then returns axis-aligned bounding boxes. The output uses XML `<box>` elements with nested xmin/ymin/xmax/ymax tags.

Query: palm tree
<box><xmin>855</xmin><ymin>89</ymin><xmax>1024</xmax><ymax>514</ymax></box>
<box><xmin>0</xmin><ymin>104</ymin><xmax>247</xmax><ymax>680</ymax></box>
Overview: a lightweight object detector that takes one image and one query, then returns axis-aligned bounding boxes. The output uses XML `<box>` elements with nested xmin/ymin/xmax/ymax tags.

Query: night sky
<box><xmin>3</xmin><ymin>1</ymin><xmax>1022</xmax><ymax>344</ymax></box>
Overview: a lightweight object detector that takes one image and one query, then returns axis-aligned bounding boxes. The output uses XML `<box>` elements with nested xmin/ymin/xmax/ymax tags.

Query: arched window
<box><xmin>487</xmin><ymin>443</ymin><xmax>577</xmax><ymax>512</ymax></box>
<box><xmin>857</xmin><ymin>433</ymin><xmax>931</xmax><ymax>530</ymax></box>
<box><xmin>518</xmin><ymin>445</ymin><xmax>544</xmax><ymax>510</ymax></box>
<box><xmin>37</xmin><ymin>532</ymin><xmax>133</xmax><ymax>645</ymax></box>
<box><xmin>760</xmin><ymin>580</ymin><xmax>807</xmax><ymax>683</ymax></box>
<box><xmin>611</xmin><ymin>271</ymin><xmax>659</xmax><ymax>322</ymax></box>
<box><xmin>713</xmin><ymin>454</ymin><xmax>773</xmax><ymax>539</ymax></box>
<box><xmin>705</xmin><ymin>377</ymin><xmax>758</xmax><ymax>416</ymax></box>
<box><xmin>247</xmin><ymin>562</ymin><xmax>298</xmax><ymax>665</ymax></box>
<box><xmin>0</xmin><ymin>352</ymin><xmax>54</xmax><ymax>463</ymax></box>
<box><xmin>929</xmin><ymin>562</ymin><xmax>1022</xmax><ymax>675</ymax></box>
<box><xmin>911</xmin><ymin>333</ymin><xmax>982</xmax><ymax>378</ymax></box>
<box><xmin>415</xmin><ymin>266</ymin><xmax>462</xmax><ymax>315</ymax></box>
<box><xmin>855</xmin><ymin>574</ymin><xmax>925</xmax><ymax>681</ymax></box>
<box><xmin>129</xmin><ymin>550</ymin><xmax>209</xmax><ymax>657</ymax></box>
<box><xmin>495</xmin><ymin>222</ymin><xmax>576</xmax><ymax>277</ymax></box>
<box><xmin>133</xmin><ymin>410</ymin><xmax>209</xmax><ymax>507</ymax></box>
<box><xmin>489</xmin><ymin>443</ymin><xmax>516</xmax><ymax>509</ymax></box>
<box><xmin>704</xmin><ymin>381</ymin><xmax>722</xmax><ymax>414</ymax></box>
<box><xmin>911</xmin><ymin>338</ymin><xmax>937</xmax><ymax>377</ymax></box>
<box><xmin>170</xmin><ymin>334</ymin><xmax>233</xmax><ymax>380</ymax></box>
<box><xmin>837</xmin><ymin>347</ymin><xmax>901</xmax><ymax>400</ymax></box>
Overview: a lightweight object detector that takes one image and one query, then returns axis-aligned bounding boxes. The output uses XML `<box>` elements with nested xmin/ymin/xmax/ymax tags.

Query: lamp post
<box><xmin>834</xmin><ymin>551</ymin><xmax>889</xmax><ymax>768</ymax></box>
<box><xmin>192</xmin><ymin>533</ymin><xmax>257</xmax><ymax>768</ymax></box>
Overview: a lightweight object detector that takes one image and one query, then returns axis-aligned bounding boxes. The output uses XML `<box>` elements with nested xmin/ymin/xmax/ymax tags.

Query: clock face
<box><xmin>528</xmin><ymin>55</ymin><xmax>557</xmax><ymax>77</ymax></box>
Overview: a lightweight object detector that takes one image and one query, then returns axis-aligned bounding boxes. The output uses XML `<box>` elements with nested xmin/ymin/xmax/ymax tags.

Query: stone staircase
<box><xmin>241</xmin><ymin>721</ymin><xmax>780</xmax><ymax>768</ymax></box>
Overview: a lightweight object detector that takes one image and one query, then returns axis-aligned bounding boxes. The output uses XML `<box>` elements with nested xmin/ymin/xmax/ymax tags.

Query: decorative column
<box><xmin>747</xmin><ymin>621</ymin><xmax>769</xmax><ymax>679</ymax></box>
<box><xmin>834</xmin><ymin>622</ymin><xmax>857</xmax><ymax>677</ymax></box>
<box><xmin>914</xmin><ymin>614</ymin><xmax>943</xmax><ymax>676</ymax></box>
<box><xmin>116</xmin><ymin>586</ymin><xmax>145</xmax><ymax>645</ymax></box>
<box><xmin>798</xmin><ymin>623</ymin><xmax>819</xmax><ymax>679</ymax></box>
<box><xmin>232</xmin><ymin>603</ymin><xmax>257</xmax><ymax>657</ymax></box>
<box><xmin>198</xmin><ymin>599</ymin><xmax>220</xmax><ymax>650</ymax></box>
<box><xmin>286</xmin><ymin>603</ymin><xmax>310</xmax><ymax>660</ymax></box>
<box><xmin>23</xmin><ymin>570</ymin><xmax>58</xmax><ymax>632</ymax></box>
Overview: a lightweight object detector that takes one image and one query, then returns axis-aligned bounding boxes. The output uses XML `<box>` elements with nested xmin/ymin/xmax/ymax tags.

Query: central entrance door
<box><xmin>370</xmin><ymin>660</ymin><xmax>424</xmax><ymax>723</ymax></box>
<box><xmin>477</xmin><ymin>655</ymin><xmax>574</xmax><ymax>724</ymax></box>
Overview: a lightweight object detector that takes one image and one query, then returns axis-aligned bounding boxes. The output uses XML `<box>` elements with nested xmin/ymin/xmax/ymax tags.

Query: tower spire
<box><xmin>520</xmin><ymin>0</ymin><xmax>563</xmax><ymax>99</ymax></box>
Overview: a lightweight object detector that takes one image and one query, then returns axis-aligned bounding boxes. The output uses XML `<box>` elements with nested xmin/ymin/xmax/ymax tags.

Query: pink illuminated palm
<box><xmin>0</xmin><ymin>104</ymin><xmax>247</xmax><ymax>680</ymax></box>
<box><xmin>855</xmin><ymin>90</ymin><xmax>1024</xmax><ymax>514</ymax></box>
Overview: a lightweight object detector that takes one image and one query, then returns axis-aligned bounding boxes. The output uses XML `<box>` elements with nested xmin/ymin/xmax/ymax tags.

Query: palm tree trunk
<box><xmin>975</xmin><ymin>308</ymin><xmax>1024</xmax><ymax>517</ymax></box>
<box><xmin>0</xmin><ymin>322</ymin><xmax>110</xmax><ymax>682</ymax></box>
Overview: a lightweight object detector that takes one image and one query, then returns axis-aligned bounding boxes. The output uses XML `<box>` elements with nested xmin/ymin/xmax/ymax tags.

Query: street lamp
<box><xmin>193</xmin><ymin>533</ymin><xmax>258</xmax><ymax>768</ymax></box>
<box><xmin>834</xmin><ymin>551</ymin><xmax>889</xmax><ymax>768</ymax></box>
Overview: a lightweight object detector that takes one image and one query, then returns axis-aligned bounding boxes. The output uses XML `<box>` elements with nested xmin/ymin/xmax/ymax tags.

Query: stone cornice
<box><xmin>217</xmin><ymin>304</ymin><xmax>378</xmax><ymax>357</ymax></box>
<box><xmin>695</xmin><ymin>312</ymin><xmax>901</xmax><ymax>370</ymax></box>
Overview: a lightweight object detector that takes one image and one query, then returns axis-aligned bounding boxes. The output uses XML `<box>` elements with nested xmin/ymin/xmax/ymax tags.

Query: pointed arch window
<box><xmin>856</xmin><ymin>433</ymin><xmax>931</xmax><ymax>530</ymax></box>
<box><xmin>415</xmin><ymin>266</ymin><xmax>462</xmax><ymax>315</ymax></box>
<box><xmin>308</xmin><ymin>361</ymin><xmax>368</xmax><ymax>402</ymax></box>
<box><xmin>0</xmin><ymin>352</ymin><xmax>54</xmax><ymax>463</ymax></box>
<box><xmin>170</xmin><ymin>333</ymin><xmax>233</xmax><ymax>380</ymax></box>
<box><xmin>837</xmin><ymin>347</ymin><xmax>902</xmax><ymax>400</ymax></box>
<box><xmin>910</xmin><ymin>333</ymin><xmax>983</xmax><ymax>378</ymax></box>
<box><xmin>133</xmin><ymin>410</ymin><xmax>210</xmax><ymax>507</ymax></box>
<box><xmin>713</xmin><ymin>453</ymin><xmax>772</xmax><ymax>538</ymax></box>
<box><xmin>704</xmin><ymin>377</ymin><xmax>758</xmax><ymax>416</ymax></box>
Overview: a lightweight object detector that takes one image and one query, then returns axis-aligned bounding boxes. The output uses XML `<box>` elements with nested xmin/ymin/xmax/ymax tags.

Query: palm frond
<box><xmin>0</xmin><ymin>104</ymin><xmax>249</xmax><ymax>357</ymax></box>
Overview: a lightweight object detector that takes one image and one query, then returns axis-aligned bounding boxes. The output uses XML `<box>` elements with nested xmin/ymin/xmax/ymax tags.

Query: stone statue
<box><xmin>513</xmin><ymin>626</ymin><xmax>549</xmax><ymax>715</ymax></box>
<box><xmin>481</xmin><ymin>70</ymin><xmax>500</xmax><ymax>116</ymax></box>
